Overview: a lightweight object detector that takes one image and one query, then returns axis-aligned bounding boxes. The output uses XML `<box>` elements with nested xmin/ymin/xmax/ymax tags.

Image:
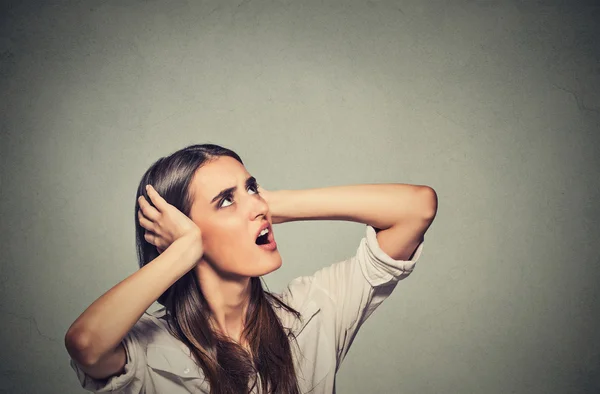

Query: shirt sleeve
<box><xmin>305</xmin><ymin>224</ymin><xmax>424</xmax><ymax>369</ymax></box>
<box><xmin>69</xmin><ymin>322</ymin><xmax>148</xmax><ymax>393</ymax></box>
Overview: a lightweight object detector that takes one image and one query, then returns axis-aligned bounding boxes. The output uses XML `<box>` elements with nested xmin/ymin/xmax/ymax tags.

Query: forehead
<box><xmin>190</xmin><ymin>156</ymin><xmax>249</xmax><ymax>201</ymax></box>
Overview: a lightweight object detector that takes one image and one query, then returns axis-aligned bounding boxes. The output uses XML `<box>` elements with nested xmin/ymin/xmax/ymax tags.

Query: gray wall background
<box><xmin>1</xmin><ymin>1</ymin><xmax>599</xmax><ymax>393</ymax></box>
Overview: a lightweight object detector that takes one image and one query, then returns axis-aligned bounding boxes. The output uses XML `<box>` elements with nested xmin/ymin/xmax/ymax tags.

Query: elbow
<box><xmin>419</xmin><ymin>186</ymin><xmax>438</xmax><ymax>221</ymax></box>
<box><xmin>65</xmin><ymin>325</ymin><xmax>99</xmax><ymax>367</ymax></box>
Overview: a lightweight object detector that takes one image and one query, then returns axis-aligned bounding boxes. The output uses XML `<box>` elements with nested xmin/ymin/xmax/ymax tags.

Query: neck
<box><xmin>194</xmin><ymin>262</ymin><xmax>252</xmax><ymax>344</ymax></box>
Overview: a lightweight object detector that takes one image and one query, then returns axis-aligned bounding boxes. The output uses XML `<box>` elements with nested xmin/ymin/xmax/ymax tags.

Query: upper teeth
<box><xmin>259</xmin><ymin>228</ymin><xmax>269</xmax><ymax>237</ymax></box>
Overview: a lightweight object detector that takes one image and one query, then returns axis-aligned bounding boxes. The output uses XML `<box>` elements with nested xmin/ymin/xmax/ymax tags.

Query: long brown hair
<box><xmin>134</xmin><ymin>144</ymin><xmax>301</xmax><ymax>393</ymax></box>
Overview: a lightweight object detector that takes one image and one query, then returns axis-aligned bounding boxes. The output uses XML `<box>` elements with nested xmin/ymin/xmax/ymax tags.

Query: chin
<box><xmin>257</xmin><ymin>255</ymin><xmax>283</xmax><ymax>276</ymax></box>
<box><xmin>270</xmin><ymin>259</ymin><xmax>283</xmax><ymax>273</ymax></box>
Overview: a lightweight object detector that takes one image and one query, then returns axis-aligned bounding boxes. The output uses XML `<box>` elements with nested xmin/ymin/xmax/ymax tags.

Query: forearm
<box><xmin>268</xmin><ymin>183</ymin><xmax>436</xmax><ymax>229</ymax></box>
<box><xmin>65</xmin><ymin>233</ymin><xmax>200</xmax><ymax>366</ymax></box>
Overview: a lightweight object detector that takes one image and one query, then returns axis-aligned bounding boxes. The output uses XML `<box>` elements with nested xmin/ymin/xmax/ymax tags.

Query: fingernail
<box><xmin>145</xmin><ymin>184</ymin><xmax>150</xmax><ymax>191</ymax></box>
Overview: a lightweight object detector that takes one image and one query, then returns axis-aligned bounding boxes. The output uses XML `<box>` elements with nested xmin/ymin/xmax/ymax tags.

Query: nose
<box><xmin>248</xmin><ymin>192</ymin><xmax>269</xmax><ymax>220</ymax></box>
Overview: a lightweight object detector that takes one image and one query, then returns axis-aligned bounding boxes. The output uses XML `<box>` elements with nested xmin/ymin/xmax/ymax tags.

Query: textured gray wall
<box><xmin>1</xmin><ymin>1</ymin><xmax>599</xmax><ymax>393</ymax></box>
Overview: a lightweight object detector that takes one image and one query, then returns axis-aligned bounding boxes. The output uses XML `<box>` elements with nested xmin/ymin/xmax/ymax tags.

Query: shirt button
<box><xmin>183</xmin><ymin>368</ymin><xmax>190</xmax><ymax>374</ymax></box>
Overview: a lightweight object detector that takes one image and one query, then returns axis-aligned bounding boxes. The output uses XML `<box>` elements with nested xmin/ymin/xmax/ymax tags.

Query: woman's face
<box><xmin>188</xmin><ymin>156</ymin><xmax>282</xmax><ymax>278</ymax></box>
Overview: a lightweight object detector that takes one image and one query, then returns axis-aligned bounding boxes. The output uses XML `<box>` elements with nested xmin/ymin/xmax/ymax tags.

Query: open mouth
<box><xmin>255</xmin><ymin>227</ymin><xmax>270</xmax><ymax>245</ymax></box>
<box><xmin>254</xmin><ymin>224</ymin><xmax>277</xmax><ymax>251</ymax></box>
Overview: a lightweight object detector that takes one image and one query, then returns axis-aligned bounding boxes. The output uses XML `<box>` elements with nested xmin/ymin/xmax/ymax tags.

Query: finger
<box><xmin>144</xmin><ymin>230</ymin><xmax>160</xmax><ymax>246</ymax></box>
<box><xmin>138</xmin><ymin>210</ymin><xmax>156</xmax><ymax>232</ymax></box>
<box><xmin>145</xmin><ymin>185</ymin><xmax>168</xmax><ymax>211</ymax></box>
<box><xmin>138</xmin><ymin>195</ymin><xmax>160</xmax><ymax>221</ymax></box>
<box><xmin>144</xmin><ymin>231</ymin><xmax>168</xmax><ymax>251</ymax></box>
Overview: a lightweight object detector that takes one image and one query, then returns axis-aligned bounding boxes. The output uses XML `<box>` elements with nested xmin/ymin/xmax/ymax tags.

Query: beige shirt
<box><xmin>70</xmin><ymin>225</ymin><xmax>424</xmax><ymax>393</ymax></box>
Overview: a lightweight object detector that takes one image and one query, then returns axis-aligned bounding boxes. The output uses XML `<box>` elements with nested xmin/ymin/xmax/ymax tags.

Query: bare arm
<box><xmin>265</xmin><ymin>183</ymin><xmax>437</xmax><ymax>367</ymax></box>
<box><xmin>64</xmin><ymin>185</ymin><xmax>203</xmax><ymax>379</ymax></box>
<box><xmin>262</xmin><ymin>183</ymin><xmax>437</xmax><ymax>260</ymax></box>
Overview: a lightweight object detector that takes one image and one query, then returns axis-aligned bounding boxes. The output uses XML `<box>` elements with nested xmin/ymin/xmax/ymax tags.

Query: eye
<box><xmin>218</xmin><ymin>184</ymin><xmax>260</xmax><ymax>209</ymax></box>
<box><xmin>248</xmin><ymin>184</ymin><xmax>259</xmax><ymax>195</ymax></box>
<box><xmin>219</xmin><ymin>194</ymin><xmax>233</xmax><ymax>208</ymax></box>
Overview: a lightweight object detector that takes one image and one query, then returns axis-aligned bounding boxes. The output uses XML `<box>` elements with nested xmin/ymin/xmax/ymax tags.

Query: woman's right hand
<box><xmin>137</xmin><ymin>184</ymin><xmax>203</xmax><ymax>259</ymax></box>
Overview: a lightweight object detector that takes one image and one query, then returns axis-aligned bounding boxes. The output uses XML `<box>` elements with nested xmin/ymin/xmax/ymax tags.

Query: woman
<box><xmin>65</xmin><ymin>143</ymin><xmax>437</xmax><ymax>394</ymax></box>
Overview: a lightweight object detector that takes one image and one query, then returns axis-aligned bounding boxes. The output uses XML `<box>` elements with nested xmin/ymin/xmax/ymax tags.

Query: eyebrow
<box><xmin>210</xmin><ymin>176</ymin><xmax>257</xmax><ymax>204</ymax></box>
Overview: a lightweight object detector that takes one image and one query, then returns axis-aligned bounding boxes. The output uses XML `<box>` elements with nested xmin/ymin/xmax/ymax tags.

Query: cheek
<box><xmin>203</xmin><ymin>227</ymin><xmax>250</xmax><ymax>265</ymax></box>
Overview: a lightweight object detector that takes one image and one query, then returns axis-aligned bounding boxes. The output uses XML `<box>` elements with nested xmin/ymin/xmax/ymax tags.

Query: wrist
<box><xmin>264</xmin><ymin>189</ymin><xmax>290</xmax><ymax>225</ymax></box>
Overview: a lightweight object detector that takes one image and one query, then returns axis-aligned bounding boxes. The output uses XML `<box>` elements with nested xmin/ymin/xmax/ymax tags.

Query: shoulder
<box><xmin>139</xmin><ymin>307</ymin><xmax>207</xmax><ymax>379</ymax></box>
<box><xmin>129</xmin><ymin>307</ymin><xmax>168</xmax><ymax>339</ymax></box>
<box><xmin>131</xmin><ymin>307</ymin><xmax>192</xmax><ymax>353</ymax></box>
